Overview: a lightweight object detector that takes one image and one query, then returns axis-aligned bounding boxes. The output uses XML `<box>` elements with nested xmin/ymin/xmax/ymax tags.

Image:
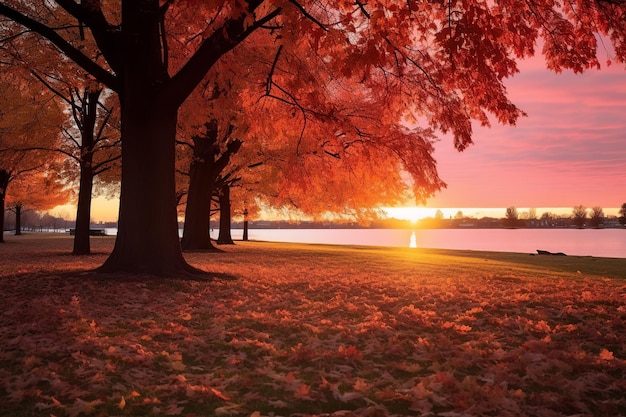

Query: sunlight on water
<box><xmin>409</xmin><ymin>231</ymin><xmax>417</xmax><ymax>248</ymax></box>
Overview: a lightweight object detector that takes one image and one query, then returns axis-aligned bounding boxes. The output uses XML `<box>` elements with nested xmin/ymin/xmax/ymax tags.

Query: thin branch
<box><xmin>30</xmin><ymin>70</ymin><xmax>74</xmax><ymax>107</ymax></box>
<box><xmin>288</xmin><ymin>0</ymin><xmax>328</xmax><ymax>31</ymax></box>
<box><xmin>266</xmin><ymin>45</ymin><xmax>283</xmax><ymax>95</ymax></box>
<box><xmin>355</xmin><ymin>0</ymin><xmax>370</xmax><ymax>18</ymax></box>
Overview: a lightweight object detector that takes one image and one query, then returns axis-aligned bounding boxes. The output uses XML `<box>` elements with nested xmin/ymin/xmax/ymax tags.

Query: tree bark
<box><xmin>181</xmin><ymin>122</ymin><xmax>219</xmax><ymax>251</ymax></box>
<box><xmin>217</xmin><ymin>184</ymin><xmax>234</xmax><ymax>244</ymax></box>
<box><xmin>97</xmin><ymin>1</ymin><xmax>198</xmax><ymax>276</ymax></box>
<box><xmin>242</xmin><ymin>208</ymin><xmax>249</xmax><ymax>241</ymax></box>
<box><xmin>73</xmin><ymin>163</ymin><xmax>95</xmax><ymax>255</ymax></box>
<box><xmin>97</xmin><ymin>98</ymin><xmax>195</xmax><ymax>275</ymax></box>
<box><xmin>14</xmin><ymin>204</ymin><xmax>22</xmax><ymax>235</ymax></box>
<box><xmin>72</xmin><ymin>89</ymin><xmax>100</xmax><ymax>255</ymax></box>
<box><xmin>181</xmin><ymin>124</ymin><xmax>241</xmax><ymax>251</ymax></box>
<box><xmin>0</xmin><ymin>169</ymin><xmax>8</xmax><ymax>243</ymax></box>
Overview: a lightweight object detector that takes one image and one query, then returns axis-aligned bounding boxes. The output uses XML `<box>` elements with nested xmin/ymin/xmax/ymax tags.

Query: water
<box><xmin>100</xmin><ymin>227</ymin><xmax>625</xmax><ymax>258</ymax></box>
<box><xmin>229</xmin><ymin>228</ymin><xmax>626</xmax><ymax>258</ymax></box>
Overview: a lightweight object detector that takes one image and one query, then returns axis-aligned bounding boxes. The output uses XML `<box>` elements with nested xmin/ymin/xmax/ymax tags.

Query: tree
<box><xmin>504</xmin><ymin>206</ymin><xmax>519</xmax><ymax>228</ymax></box>
<box><xmin>1</xmin><ymin>10</ymin><xmax>122</xmax><ymax>254</ymax></box>
<box><xmin>2</xmin><ymin>1</ymin><xmax>625</xmax><ymax>276</ymax></box>
<box><xmin>216</xmin><ymin>183</ymin><xmax>235</xmax><ymax>245</ymax></box>
<box><xmin>619</xmin><ymin>203</ymin><xmax>626</xmax><ymax>227</ymax></box>
<box><xmin>590</xmin><ymin>206</ymin><xmax>604</xmax><ymax>228</ymax></box>
<box><xmin>26</xmin><ymin>77</ymin><xmax>121</xmax><ymax>254</ymax></box>
<box><xmin>0</xmin><ymin>75</ymin><xmax>65</xmax><ymax>241</ymax></box>
<box><xmin>572</xmin><ymin>205</ymin><xmax>587</xmax><ymax>228</ymax></box>
<box><xmin>179</xmin><ymin>121</ymin><xmax>241</xmax><ymax>251</ymax></box>
<box><xmin>6</xmin><ymin>169</ymin><xmax>71</xmax><ymax>234</ymax></box>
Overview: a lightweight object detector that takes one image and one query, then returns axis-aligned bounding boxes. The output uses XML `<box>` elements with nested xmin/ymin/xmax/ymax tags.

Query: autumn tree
<box><xmin>2</xmin><ymin>0</ymin><xmax>625</xmax><ymax>276</ymax></box>
<box><xmin>0</xmin><ymin>76</ymin><xmax>65</xmax><ymax>241</ymax></box>
<box><xmin>179</xmin><ymin>120</ymin><xmax>242</xmax><ymax>251</ymax></box>
<box><xmin>572</xmin><ymin>205</ymin><xmax>587</xmax><ymax>228</ymax></box>
<box><xmin>25</xmin><ymin>76</ymin><xmax>121</xmax><ymax>254</ymax></box>
<box><xmin>2</xmin><ymin>9</ymin><xmax>122</xmax><ymax>254</ymax></box>
<box><xmin>6</xmin><ymin>169</ymin><xmax>71</xmax><ymax>234</ymax></box>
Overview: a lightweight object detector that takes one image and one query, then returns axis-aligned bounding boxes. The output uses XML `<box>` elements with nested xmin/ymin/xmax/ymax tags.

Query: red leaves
<box><xmin>2</xmin><ymin>238</ymin><xmax>626</xmax><ymax>416</ymax></box>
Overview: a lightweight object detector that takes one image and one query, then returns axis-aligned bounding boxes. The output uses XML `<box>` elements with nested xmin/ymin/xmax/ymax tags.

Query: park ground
<box><xmin>1</xmin><ymin>233</ymin><xmax>625</xmax><ymax>417</ymax></box>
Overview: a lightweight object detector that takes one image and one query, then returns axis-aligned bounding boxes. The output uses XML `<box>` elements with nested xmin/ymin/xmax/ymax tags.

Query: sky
<box><xmin>54</xmin><ymin>52</ymin><xmax>626</xmax><ymax>223</ymax></box>
<box><xmin>418</xmin><ymin>54</ymin><xmax>626</xmax><ymax>217</ymax></box>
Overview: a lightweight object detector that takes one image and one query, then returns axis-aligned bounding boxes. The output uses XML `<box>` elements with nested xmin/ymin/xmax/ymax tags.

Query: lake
<box><xmin>96</xmin><ymin>227</ymin><xmax>626</xmax><ymax>258</ymax></box>
<box><xmin>220</xmin><ymin>228</ymin><xmax>626</xmax><ymax>258</ymax></box>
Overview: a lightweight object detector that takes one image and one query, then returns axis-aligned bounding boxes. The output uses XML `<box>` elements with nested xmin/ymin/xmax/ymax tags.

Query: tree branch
<box><xmin>288</xmin><ymin>0</ymin><xmax>328</xmax><ymax>31</ymax></box>
<box><xmin>0</xmin><ymin>3</ymin><xmax>118</xmax><ymax>90</ymax></box>
<box><xmin>167</xmin><ymin>5</ymin><xmax>282</xmax><ymax>106</ymax></box>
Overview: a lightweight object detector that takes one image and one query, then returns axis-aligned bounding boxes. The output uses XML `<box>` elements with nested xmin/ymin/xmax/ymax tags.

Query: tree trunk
<box><xmin>242</xmin><ymin>208</ymin><xmax>249</xmax><ymax>241</ymax></box>
<box><xmin>73</xmin><ymin>89</ymin><xmax>100</xmax><ymax>256</ymax></box>
<box><xmin>97</xmin><ymin>98</ymin><xmax>197</xmax><ymax>275</ymax></box>
<box><xmin>14</xmin><ymin>204</ymin><xmax>21</xmax><ymax>235</ymax></box>
<box><xmin>72</xmin><ymin>163</ymin><xmax>94</xmax><ymax>255</ymax></box>
<box><xmin>0</xmin><ymin>169</ymin><xmax>8</xmax><ymax>243</ymax></box>
<box><xmin>181</xmin><ymin>122</ymin><xmax>219</xmax><ymax>251</ymax></box>
<box><xmin>97</xmin><ymin>3</ymin><xmax>198</xmax><ymax>276</ymax></box>
<box><xmin>217</xmin><ymin>184</ymin><xmax>234</xmax><ymax>244</ymax></box>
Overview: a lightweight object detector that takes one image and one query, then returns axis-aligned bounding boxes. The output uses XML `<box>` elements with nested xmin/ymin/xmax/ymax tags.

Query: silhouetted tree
<box><xmin>619</xmin><ymin>203</ymin><xmax>626</xmax><ymax>227</ymax></box>
<box><xmin>572</xmin><ymin>205</ymin><xmax>587</xmax><ymax>228</ymax></box>
<box><xmin>590</xmin><ymin>206</ymin><xmax>604</xmax><ymax>228</ymax></box>
<box><xmin>504</xmin><ymin>206</ymin><xmax>519</xmax><ymax>228</ymax></box>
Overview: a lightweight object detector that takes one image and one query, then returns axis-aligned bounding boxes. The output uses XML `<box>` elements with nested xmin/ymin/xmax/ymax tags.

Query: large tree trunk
<box><xmin>97</xmin><ymin>1</ymin><xmax>198</xmax><ymax>276</ymax></box>
<box><xmin>181</xmin><ymin>122</ymin><xmax>219</xmax><ymax>251</ymax></box>
<box><xmin>217</xmin><ymin>184</ymin><xmax>234</xmax><ymax>245</ymax></box>
<box><xmin>98</xmin><ymin>99</ymin><xmax>195</xmax><ymax>275</ymax></box>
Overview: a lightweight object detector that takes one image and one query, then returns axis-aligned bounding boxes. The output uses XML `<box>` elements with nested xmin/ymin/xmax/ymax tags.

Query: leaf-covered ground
<box><xmin>1</xmin><ymin>234</ymin><xmax>625</xmax><ymax>417</ymax></box>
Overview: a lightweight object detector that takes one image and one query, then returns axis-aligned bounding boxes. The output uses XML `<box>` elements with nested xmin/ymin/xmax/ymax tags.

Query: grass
<box><xmin>1</xmin><ymin>233</ymin><xmax>625</xmax><ymax>417</ymax></box>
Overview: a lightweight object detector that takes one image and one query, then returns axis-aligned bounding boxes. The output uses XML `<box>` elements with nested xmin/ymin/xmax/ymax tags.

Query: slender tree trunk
<box><xmin>242</xmin><ymin>208</ymin><xmax>249</xmax><ymax>241</ymax></box>
<box><xmin>73</xmin><ymin>163</ymin><xmax>95</xmax><ymax>255</ymax></box>
<box><xmin>14</xmin><ymin>204</ymin><xmax>21</xmax><ymax>235</ymax></box>
<box><xmin>0</xmin><ymin>169</ymin><xmax>8</xmax><ymax>243</ymax></box>
<box><xmin>73</xmin><ymin>89</ymin><xmax>100</xmax><ymax>256</ymax></box>
<box><xmin>217</xmin><ymin>184</ymin><xmax>234</xmax><ymax>244</ymax></box>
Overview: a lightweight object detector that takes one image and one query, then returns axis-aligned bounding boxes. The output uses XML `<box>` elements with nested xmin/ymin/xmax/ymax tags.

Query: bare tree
<box><xmin>572</xmin><ymin>205</ymin><xmax>587</xmax><ymax>229</ymax></box>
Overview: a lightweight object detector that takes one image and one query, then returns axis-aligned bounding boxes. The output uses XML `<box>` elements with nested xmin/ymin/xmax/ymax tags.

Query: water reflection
<box><xmin>409</xmin><ymin>231</ymin><xmax>417</xmax><ymax>248</ymax></box>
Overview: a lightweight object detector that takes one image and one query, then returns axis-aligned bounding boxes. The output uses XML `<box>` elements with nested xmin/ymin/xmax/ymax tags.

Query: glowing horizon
<box><xmin>384</xmin><ymin>206</ymin><xmax>621</xmax><ymax>222</ymax></box>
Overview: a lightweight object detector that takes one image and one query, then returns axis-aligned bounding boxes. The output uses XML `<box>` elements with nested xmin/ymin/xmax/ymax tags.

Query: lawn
<box><xmin>1</xmin><ymin>233</ymin><xmax>625</xmax><ymax>417</ymax></box>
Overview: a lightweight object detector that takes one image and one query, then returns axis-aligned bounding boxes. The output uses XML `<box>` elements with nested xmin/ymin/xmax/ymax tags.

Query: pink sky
<box><xmin>426</xmin><ymin>56</ymin><xmax>626</xmax><ymax>211</ymax></box>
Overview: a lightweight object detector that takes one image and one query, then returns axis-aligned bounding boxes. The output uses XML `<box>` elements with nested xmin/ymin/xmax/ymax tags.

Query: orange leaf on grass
<box><xmin>211</xmin><ymin>388</ymin><xmax>231</xmax><ymax>401</ymax></box>
<box><xmin>599</xmin><ymin>349</ymin><xmax>614</xmax><ymax>361</ymax></box>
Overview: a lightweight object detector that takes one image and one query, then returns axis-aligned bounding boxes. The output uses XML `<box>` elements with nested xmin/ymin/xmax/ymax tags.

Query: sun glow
<box><xmin>384</xmin><ymin>207</ymin><xmax>440</xmax><ymax>222</ymax></box>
